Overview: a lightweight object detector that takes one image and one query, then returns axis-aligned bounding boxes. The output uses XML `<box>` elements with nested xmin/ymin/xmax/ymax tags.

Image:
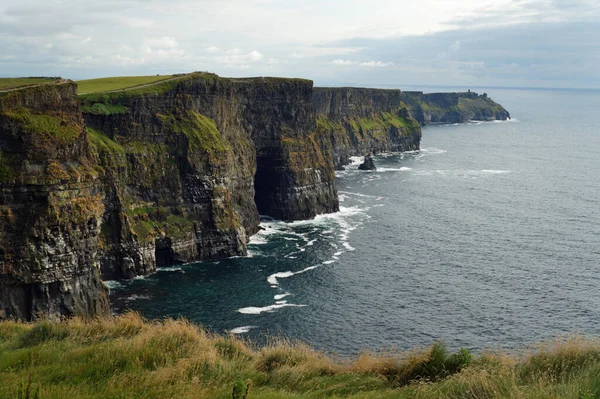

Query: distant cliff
<box><xmin>0</xmin><ymin>74</ymin><xmax>511</xmax><ymax>320</ymax></box>
<box><xmin>400</xmin><ymin>91</ymin><xmax>510</xmax><ymax>124</ymax></box>
<box><xmin>313</xmin><ymin>88</ymin><xmax>422</xmax><ymax>169</ymax></box>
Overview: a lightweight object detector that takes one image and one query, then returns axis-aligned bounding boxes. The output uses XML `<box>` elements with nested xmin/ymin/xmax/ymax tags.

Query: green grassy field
<box><xmin>76</xmin><ymin>75</ymin><xmax>178</xmax><ymax>94</ymax></box>
<box><xmin>1</xmin><ymin>314</ymin><xmax>600</xmax><ymax>398</ymax></box>
<box><xmin>0</xmin><ymin>78</ymin><xmax>57</xmax><ymax>91</ymax></box>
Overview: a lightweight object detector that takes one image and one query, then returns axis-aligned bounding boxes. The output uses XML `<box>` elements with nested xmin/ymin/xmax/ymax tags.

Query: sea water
<box><xmin>109</xmin><ymin>87</ymin><xmax>600</xmax><ymax>355</ymax></box>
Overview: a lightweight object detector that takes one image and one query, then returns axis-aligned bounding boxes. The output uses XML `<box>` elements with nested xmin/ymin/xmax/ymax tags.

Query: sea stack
<box><xmin>358</xmin><ymin>154</ymin><xmax>377</xmax><ymax>170</ymax></box>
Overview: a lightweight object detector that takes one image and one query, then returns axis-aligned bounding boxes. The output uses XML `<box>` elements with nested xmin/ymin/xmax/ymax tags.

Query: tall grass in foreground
<box><xmin>1</xmin><ymin>313</ymin><xmax>600</xmax><ymax>398</ymax></box>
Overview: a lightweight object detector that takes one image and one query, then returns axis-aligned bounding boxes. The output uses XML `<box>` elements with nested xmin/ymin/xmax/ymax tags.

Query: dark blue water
<box><xmin>109</xmin><ymin>88</ymin><xmax>600</xmax><ymax>355</ymax></box>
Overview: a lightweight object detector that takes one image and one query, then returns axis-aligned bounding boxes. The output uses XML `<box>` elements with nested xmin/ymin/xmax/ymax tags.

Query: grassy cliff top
<box><xmin>1</xmin><ymin>314</ymin><xmax>599</xmax><ymax>399</ymax></box>
<box><xmin>0</xmin><ymin>77</ymin><xmax>60</xmax><ymax>92</ymax></box>
<box><xmin>76</xmin><ymin>75</ymin><xmax>183</xmax><ymax>94</ymax></box>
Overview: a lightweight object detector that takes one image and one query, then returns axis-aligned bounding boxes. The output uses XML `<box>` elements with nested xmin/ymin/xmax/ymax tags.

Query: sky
<box><xmin>0</xmin><ymin>0</ymin><xmax>599</xmax><ymax>88</ymax></box>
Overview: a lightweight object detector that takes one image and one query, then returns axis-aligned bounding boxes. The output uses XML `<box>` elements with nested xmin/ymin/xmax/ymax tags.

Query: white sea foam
<box><xmin>158</xmin><ymin>266</ymin><xmax>183</xmax><ymax>272</ymax></box>
<box><xmin>126</xmin><ymin>294</ymin><xmax>150</xmax><ymax>301</ymax></box>
<box><xmin>414</xmin><ymin>169</ymin><xmax>511</xmax><ymax>178</ymax></box>
<box><xmin>248</xmin><ymin>235</ymin><xmax>269</xmax><ymax>245</ymax></box>
<box><xmin>349</xmin><ymin>156</ymin><xmax>364</xmax><ymax>166</ymax></box>
<box><xmin>377</xmin><ymin>167</ymin><xmax>412</xmax><ymax>172</ymax></box>
<box><xmin>104</xmin><ymin>280</ymin><xmax>124</xmax><ymax>290</ymax></box>
<box><xmin>420</xmin><ymin>147</ymin><xmax>447</xmax><ymax>156</ymax></box>
<box><xmin>274</xmin><ymin>293</ymin><xmax>291</xmax><ymax>300</ymax></box>
<box><xmin>237</xmin><ymin>303</ymin><xmax>307</xmax><ymax>314</ymax></box>
<box><xmin>343</xmin><ymin>242</ymin><xmax>356</xmax><ymax>251</ymax></box>
<box><xmin>230</xmin><ymin>326</ymin><xmax>257</xmax><ymax>334</ymax></box>
<box><xmin>268</xmin><ymin>271</ymin><xmax>296</xmax><ymax>285</ymax></box>
<box><xmin>481</xmin><ymin>169</ymin><xmax>511</xmax><ymax>174</ymax></box>
<box><xmin>267</xmin><ymin>265</ymin><xmax>320</xmax><ymax>286</ymax></box>
<box><xmin>322</xmin><ymin>260</ymin><xmax>336</xmax><ymax>265</ymax></box>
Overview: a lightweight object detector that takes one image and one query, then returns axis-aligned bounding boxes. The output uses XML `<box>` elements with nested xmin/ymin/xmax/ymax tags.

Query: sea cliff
<box><xmin>0</xmin><ymin>74</ymin><xmax>510</xmax><ymax>320</ymax></box>
<box><xmin>400</xmin><ymin>90</ymin><xmax>511</xmax><ymax>124</ymax></box>
<box><xmin>313</xmin><ymin>87</ymin><xmax>422</xmax><ymax>169</ymax></box>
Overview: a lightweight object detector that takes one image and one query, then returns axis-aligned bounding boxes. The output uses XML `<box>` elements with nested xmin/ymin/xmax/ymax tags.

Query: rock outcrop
<box><xmin>312</xmin><ymin>88</ymin><xmax>422</xmax><ymax>169</ymax></box>
<box><xmin>400</xmin><ymin>91</ymin><xmax>510</xmax><ymax>124</ymax></box>
<box><xmin>358</xmin><ymin>154</ymin><xmax>377</xmax><ymax>171</ymax></box>
<box><xmin>0</xmin><ymin>81</ymin><xmax>109</xmax><ymax>320</ymax></box>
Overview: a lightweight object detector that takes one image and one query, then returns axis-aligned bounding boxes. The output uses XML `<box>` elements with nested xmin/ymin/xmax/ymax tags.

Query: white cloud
<box><xmin>331</xmin><ymin>59</ymin><xmax>355</xmax><ymax>66</ymax></box>
<box><xmin>359</xmin><ymin>61</ymin><xmax>394</xmax><ymax>67</ymax></box>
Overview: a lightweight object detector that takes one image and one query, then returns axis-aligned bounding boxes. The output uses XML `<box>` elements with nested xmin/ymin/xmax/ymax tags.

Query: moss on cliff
<box><xmin>0</xmin><ymin>150</ymin><xmax>16</xmax><ymax>183</ymax></box>
<box><xmin>1</xmin><ymin>106</ymin><xmax>81</xmax><ymax>144</ymax></box>
<box><xmin>81</xmin><ymin>102</ymin><xmax>129</xmax><ymax>115</ymax></box>
<box><xmin>87</xmin><ymin>127</ymin><xmax>125</xmax><ymax>155</ymax></box>
<box><xmin>158</xmin><ymin>110</ymin><xmax>231</xmax><ymax>158</ymax></box>
<box><xmin>127</xmin><ymin>206</ymin><xmax>196</xmax><ymax>245</ymax></box>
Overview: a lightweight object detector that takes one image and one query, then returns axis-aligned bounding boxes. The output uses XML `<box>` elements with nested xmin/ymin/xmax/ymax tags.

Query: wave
<box><xmin>414</xmin><ymin>169</ymin><xmax>511</xmax><ymax>178</ymax></box>
<box><xmin>126</xmin><ymin>294</ymin><xmax>150</xmax><ymax>301</ymax></box>
<box><xmin>230</xmin><ymin>326</ymin><xmax>257</xmax><ymax>334</ymax></box>
<box><xmin>157</xmin><ymin>266</ymin><xmax>184</xmax><ymax>273</ymax></box>
<box><xmin>268</xmin><ymin>265</ymin><xmax>320</xmax><ymax>286</ymax></box>
<box><xmin>377</xmin><ymin>167</ymin><xmax>412</xmax><ymax>172</ymax></box>
<box><xmin>420</xmin><ymin>147</ymin><xmax>447</xmax><ymax>155</ymax></box>
<box><xmin>237</xmin><ymin>303</ymin><xmax>307</xmax><ymax>315</ymax></box>
<box><xmin>104</xmin><ymin>280</ymin><xmax>124</xmax><ymax>290</ymax></box>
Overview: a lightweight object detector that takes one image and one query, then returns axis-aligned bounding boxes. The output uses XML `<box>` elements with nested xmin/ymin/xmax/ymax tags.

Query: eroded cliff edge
<box><xmin>0</xmin><ymin>81</ymin><xmax>109</xmax><ymax>320</ymax></box>
<box><xmin>0</xmin><ymin>74</ymin><xmax>511</xmax><ymax>320</ymax></box>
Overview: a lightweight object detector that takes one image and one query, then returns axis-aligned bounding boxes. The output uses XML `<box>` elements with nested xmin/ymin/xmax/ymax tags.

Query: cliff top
<box><xmin>0</xmin><ymin>77</ymin><xmax>62</xmax><ymax>92</ymax></box>
<box><xmin>76</xmin><ymin>72</ymin><xmax>313</xmax><ymax>97</ymax></box>
<box><xmin>76</xmin><ymin>74</ymin><xmax>185</xmax><ymax>94</ymax></box>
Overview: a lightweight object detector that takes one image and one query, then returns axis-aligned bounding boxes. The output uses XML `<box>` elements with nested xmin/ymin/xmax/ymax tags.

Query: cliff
<box><xmin>0</xmin><ymin>74</ymin><xmax>511</xmax><ymax>321</ymax></box>
<box><xmin>0</xmin><ymin>81</ymin><xmax>109</xmax><ymax>320</ymax></box>
<box><xmin>400</xmin><ymin>91</ymin><xmax>511</xmax><ymax>124</ymax></box>
<box><xmin>81</xmin><ymin>73</ymin><xmax>338</xmax><ymax>280</ymax></box>
<box><xmin>313</xmin><ymin>88</ymin><xmax>422</xmax><ymax>169</ymax></box>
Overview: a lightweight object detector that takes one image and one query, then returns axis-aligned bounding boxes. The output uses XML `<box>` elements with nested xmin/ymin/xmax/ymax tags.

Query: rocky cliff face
<box><xmin>400</xmin><ymin>91</ymin><xmax>510</xmax><ymax>124</ymax></box>
<box><xmin>0</xmin><ymin>82</ymin><xmax>109</xmax><ymax>320</ymax></box>
<box><xmin>81</xmin><ymin>74</ymin><xmax>338</xmax><ymax>280</ymax></box>
<box><xmin>312</xmin><ymin>88</ymin><xmax>422</xmax><ymax>169</ymax></box>
<box><xmin>0</xmin><ymin>75</ymin><xmax>511</xmax><ymax>321</ymax></box>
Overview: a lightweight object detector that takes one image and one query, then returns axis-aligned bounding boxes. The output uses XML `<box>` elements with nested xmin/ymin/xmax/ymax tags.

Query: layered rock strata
<box><xmin>312</xmin><ymin>88</ymin><xmax>422</xmax><ymax>169</ymax></box>
<box><xmin>0</xmin><ymin>81</ymin><xmax>109</xmax><ymax>320</ymax></box>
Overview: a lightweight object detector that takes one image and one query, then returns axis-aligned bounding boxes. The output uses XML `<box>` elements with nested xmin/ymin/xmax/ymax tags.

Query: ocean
<box><xmin>108</xmin><ymin>87</ymin><xmax>600</xmax><ymax>356</ymax></box>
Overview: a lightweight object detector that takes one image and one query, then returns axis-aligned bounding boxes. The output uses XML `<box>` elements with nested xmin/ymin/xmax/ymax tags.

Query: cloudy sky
<box><xmin>1</xmin><ymin>0</ymin><xmax>599</xmax><ymax>88</ymax></box>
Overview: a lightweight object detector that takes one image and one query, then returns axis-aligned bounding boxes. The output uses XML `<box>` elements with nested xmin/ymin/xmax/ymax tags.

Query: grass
<box><xmin>2</xmin><ymin>315</ymin><xmax>600</xmax><ymax>398</ymax></box>
<box><xmin>0</xmin><ymin>78</ymin><xmax>57</xmax><ymax>91</ymax></box>
<box><xmin>158</xmin><ymin>110</ymin><xmax>232</xmax><ymax>155</ymax></box>
<box><xmin>76</xmin><ymin>75</ymin><xmax>176</xmax><ymax>95</ymax></box>
<box><xmin>1</xmin><ymin>107</ymin><xmax>81</xmax><ymax>144</ymax></box>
